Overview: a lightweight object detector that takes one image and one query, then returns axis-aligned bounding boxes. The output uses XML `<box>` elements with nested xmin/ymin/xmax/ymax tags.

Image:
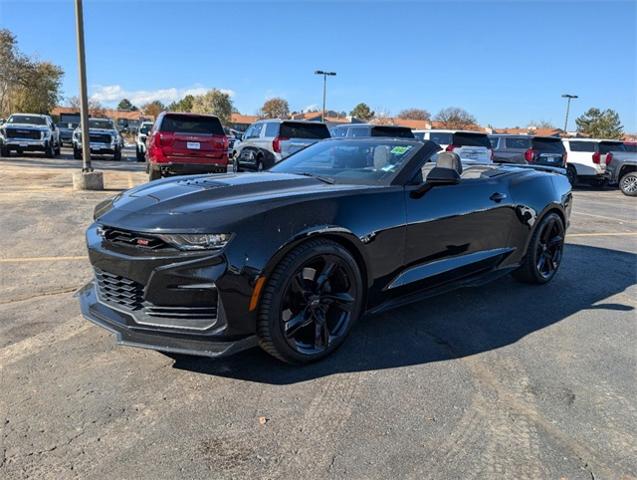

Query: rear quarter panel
<box><xmin>507</xmin><ymin>169</ymin><xmax>572</xmax><ymax>264</ymax></box>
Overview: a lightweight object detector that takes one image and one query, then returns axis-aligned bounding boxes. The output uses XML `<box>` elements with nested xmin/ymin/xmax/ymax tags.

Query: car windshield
<box><xmin>140</xmin><ymin>124</ymin><xmax>153</xmax><ymax>134</ymax></box>
<box><xmin>89</xmin><ymin>119</ymin><xmax>114</xmax><ymax>129</ymax></box>
<box><xmin>8</xmin><ymin>115</ymin><xmax>46</xmax><ymax>125</ymax></box>
<box><xmin>269</xmin><ymin>139</ymin><xmax>418</xmax><ymax>185</ymax></box>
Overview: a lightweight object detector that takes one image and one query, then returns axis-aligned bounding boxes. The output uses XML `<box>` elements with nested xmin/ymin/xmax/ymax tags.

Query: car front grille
<box><xmin>100</xmin><ymin>226</ymin><xmax>171</xmax><ymax>250</ymax></box>
<box><xmin>90</xmin><ymin>133</ymin><xmax>112</xmax><ymax>143</ymax></box>
<box><xmin>94</xmin><ymin>268</ymin><xmax>218</xmax><ymax>328</ymax></box>
<box><xmin>6</xmin><ymin>129</ymin><xmax>41</xmax><ymax>140</ymax></box>
<box><xmin>95</xmin><ymin>268</ymin><xmax>145</xmax><ymax>310</ymax></box>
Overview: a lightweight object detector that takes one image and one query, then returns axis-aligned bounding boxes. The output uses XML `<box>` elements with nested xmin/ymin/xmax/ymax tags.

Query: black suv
<box><xmin>330</xmin><ymin>124</ymin><xmax>414</xmax><ymax>139</ymax></box>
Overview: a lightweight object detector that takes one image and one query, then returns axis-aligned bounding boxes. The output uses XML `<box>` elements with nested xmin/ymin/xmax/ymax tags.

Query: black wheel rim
<box><xmin>280</xmin><ymin>255</ymin><xmax>357</xmax><ymax>355</ymax></box>
<box><xmin>536</xmin><ymin>217</ymin><xmax>564</xmax><ymax>279</ymax></box>
<box><xmin>621</xmin><ymin>174</ymin><xmax>637</xmax><ymax>193</ymax></box>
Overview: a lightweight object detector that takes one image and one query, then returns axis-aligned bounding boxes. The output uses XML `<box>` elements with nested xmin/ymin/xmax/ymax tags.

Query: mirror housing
<box><xmin>410</xmin><ymin>167</ymin><xmax>460</xmax><ymax>198</ymax></box>
<box><xmin>426</xmin><ymin>166</ymin><xmax>461</xmax><ymax>185</ymax></box>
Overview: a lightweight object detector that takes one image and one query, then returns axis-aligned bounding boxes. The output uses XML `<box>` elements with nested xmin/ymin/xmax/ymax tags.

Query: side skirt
<box><xmin>366</xmin><ymin>264</ymin><xmax>518</xmax><ymax>316</ymax></box>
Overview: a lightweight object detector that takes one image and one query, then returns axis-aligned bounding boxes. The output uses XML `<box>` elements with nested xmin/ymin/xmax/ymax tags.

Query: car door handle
<box><xmin>490</xmin><ymin>192</ymin><xmax>507</xmax><ymax>203</ymax></box>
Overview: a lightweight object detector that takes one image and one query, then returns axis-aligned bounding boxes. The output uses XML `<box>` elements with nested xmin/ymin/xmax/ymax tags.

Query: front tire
<box><xmin>136</xmin><ymin>147</ymin><xmax>145</xmax><ymax>162</ymax></box>
<box><xmin>73</xmin><ymin>146</ymin><xmax>81</xmax><ymax>160</ymax></box>
<box><xmin>257</xmin><ymin>239</ymin><xmax>364</xmax><ymax>364</ymax></box>
<box><xmin>0</xmin><ymin>145</ymin><xmax>8</xmax><ymax>157</ymax></box>
<box><xmin>113</xmin><ymin>148</ymin><xmax>122</xmax><ymax>161</ymax></box>
<box><xmin>512</xmin><ymin>212</ymin><xmax>565</xmax><ymax>284</ymax></box>
<box><xmin>45</xmin><ymin>141</ymin><xmax>54</xmax><ymax>158</ymax></box>
<box><xmin>619</xmin><ymin>171</ymin><xmax>637</xmax><ymax>196</ymax></box>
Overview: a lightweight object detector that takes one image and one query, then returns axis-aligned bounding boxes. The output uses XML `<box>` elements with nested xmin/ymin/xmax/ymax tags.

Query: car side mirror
<box><xmin>426</xmin><ymin>166</ymin><xmax>461</xmax><ymax>186</ymax></box>
<box><xmin>411</xmin><ymin>167</ymin><xmax>460</xmax><ymax>198</ymax></box>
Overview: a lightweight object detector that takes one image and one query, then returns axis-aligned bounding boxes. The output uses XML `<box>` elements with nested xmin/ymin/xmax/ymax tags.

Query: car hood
<box><xmin>97</xmin><ymin>172</ymin><xmax>378</xmax><ymax>231</ymax></box>
<box><xmin>5</xmin><ymin>123</ymin><xmax>48</xmax><ymax>131</ymax></box>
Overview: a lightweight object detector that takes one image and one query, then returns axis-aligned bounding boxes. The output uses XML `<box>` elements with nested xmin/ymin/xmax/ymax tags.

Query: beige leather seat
<box><xmin>373</xmin><ymin>146</ymin><xmax>391</xmax><ymax>169</ymax></box>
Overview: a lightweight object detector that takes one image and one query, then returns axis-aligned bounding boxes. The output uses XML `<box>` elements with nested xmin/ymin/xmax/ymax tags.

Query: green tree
<box><xmin>191</xmin><ymin>89</ymin><xmax>233</xmax><ymax>124</ymax></box>
<box><xmin>350</xmin><ymin>103</ymin><xmax>374</xmax><ymax>121</ymax></box>
<box><xmin>117</xmin><ymin>98</ymin><xmax>137</xmax><ymax>111</ymax></box>
<box><xmin>434</xmin><ymin>107</ymin><xmax>477</xmax><ymax>129</ymax></box>
<box><xmin>141</xmin><ymin>100</ymin><xmax>166</xmax><ymax>119</ymax></box>
<box><xmin>398</xmin><ymin>108</ymin><xmax>430</xmax><ymax>121</ymax></box>
<box><xmin>575</xmin><ymin>108</ymin><xmax>624</xmax><ymax>139</ymax></box>
<box><xmin>260</xmin><ymin>97</ymin><xmax>290</xmax><ymax>119</ymax></box>
<box><xmin>12</xmin><ymin>62</ymin><xmax>63</xmax><ymax>114</ymax></box>
<box><xmin>167</xmin><ymin>94</ymin><xmax>195</xmax><ymax>112</ymax></box>
<box><xmin>0</xmin><ymin>29</ymin><xmax>63</xmax><ymax>116</ymax></box>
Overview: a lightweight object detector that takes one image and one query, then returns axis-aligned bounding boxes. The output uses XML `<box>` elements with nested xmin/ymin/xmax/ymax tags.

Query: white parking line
<box><xmin>0</xmin><ymin>255</ymin><xmax>86</xmax><ymax>263</ymax></box>
<box><xmin>572</xmin><ymin>210</ymin><xmax>637</xmax><ymax>224</ymax></box>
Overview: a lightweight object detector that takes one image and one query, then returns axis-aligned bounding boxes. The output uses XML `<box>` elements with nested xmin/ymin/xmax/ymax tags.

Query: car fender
<box><xmin>261</xmin><ymin>224</ymin><xmax>373</xmax><ymax>289</ymax></box>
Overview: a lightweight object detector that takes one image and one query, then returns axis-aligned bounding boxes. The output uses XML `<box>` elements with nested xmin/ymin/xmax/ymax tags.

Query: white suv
<box><xmin>414</xmin><ymin>129</ymin><xmax>493</xmax><ymax>164</ymax></box>
<box><xmin>562</xmin><ymin>138</ymin><xmax>620</xmax><ymax>186</ymax></box>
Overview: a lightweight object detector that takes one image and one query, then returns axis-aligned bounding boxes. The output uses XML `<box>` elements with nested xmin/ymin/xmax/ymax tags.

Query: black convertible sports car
<box><xmin>79</xmin><ymin>138</ymin><xmax>572</xmax><ymax>364</ymax></box>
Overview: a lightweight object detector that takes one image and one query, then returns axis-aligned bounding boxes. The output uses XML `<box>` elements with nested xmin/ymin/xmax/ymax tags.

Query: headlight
<box><xmin>157</xmin><ymin>233</ymin><xmax>233</xmax><ymax>251</ymax></box>
<box><xmin>41</xmin><ymin>130</ymin><xmax>51</xmax><ymax>139</ymax></box>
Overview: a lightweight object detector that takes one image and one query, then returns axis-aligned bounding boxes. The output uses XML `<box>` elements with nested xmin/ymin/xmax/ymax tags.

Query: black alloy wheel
<box><xmin>513</xmin><ymin>212</ymin><xmax>565</xmax><ymax>284</ymax></box>
<box><xmin>258</xmin><ymin>239</ymin><xmax>363</xmax><ymax>363</ymax></box>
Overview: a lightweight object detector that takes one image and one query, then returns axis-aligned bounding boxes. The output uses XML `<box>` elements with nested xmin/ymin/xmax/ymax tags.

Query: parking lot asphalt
<box><xmin>1</xmin><ymin>149</ymin><xmax>635</xmax><ymax>480</ymax></box>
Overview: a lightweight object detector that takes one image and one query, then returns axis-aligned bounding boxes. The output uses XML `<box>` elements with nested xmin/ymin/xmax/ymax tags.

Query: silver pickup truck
<box><xmin>605</xmin><ymin>145</ymin><xmax>637</xmax><ymax>196</ymax></box>
<box><xmin>0</xmin><ymin>113</ymin><xmax>61</xmax><ymax>158</ymax></box>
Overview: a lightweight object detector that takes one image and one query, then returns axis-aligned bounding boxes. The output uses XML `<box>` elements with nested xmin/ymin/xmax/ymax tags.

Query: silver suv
<box><xmin>234</xmin><ymin>119</ymin><xmax>330</xmax><ymax>171</ymax></box>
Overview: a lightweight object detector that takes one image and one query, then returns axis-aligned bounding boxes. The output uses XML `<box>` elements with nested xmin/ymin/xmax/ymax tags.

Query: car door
<box><xmin>395</xmin><ymin>164</ymin><xmax>518</xmax><ymax>291</ymax></box>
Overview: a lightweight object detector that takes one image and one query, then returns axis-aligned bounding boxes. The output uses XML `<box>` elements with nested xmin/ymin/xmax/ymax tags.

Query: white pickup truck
<box><xmin>0</xmin><ymin>113</ymin><xmax>61</xmax><ymax>158</ymax></box>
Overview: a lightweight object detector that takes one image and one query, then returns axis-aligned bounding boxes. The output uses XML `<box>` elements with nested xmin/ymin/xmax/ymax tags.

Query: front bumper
<box><xmin>78</xmin><ymin>223</ymin><xmax>259</xmax><ymax>358</ymax></box>
<box><xmin>75</xmin><ymin>141</ymin><xmax>117</xmax><ymax>154</ymax></box>
<box><xmin>78</xmin><ymin>281</ymin><xmax>257</xmax><ymax>357</ymax></box>
<box><xmin>153</xmin><ymin>161</ymin><xmax>228</xmax><ymax>175</ymax></box>
<box><xmin>5</xmin><ymin>138</ymin><xmax>47</xmax><ymax>151</ymax></box>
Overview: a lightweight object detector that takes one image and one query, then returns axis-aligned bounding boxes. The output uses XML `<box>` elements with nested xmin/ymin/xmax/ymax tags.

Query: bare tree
<box><xmin>67</xmin><ymin>96</ymin><xmax>106</xmax><ymax>117</ymax></box>
<box><xmin>434</xmin><ymin>107</ymin><xmax>477</xmax><ymax>129</ymax></box>
<box><xmin>398</xmin><ymin>108</ymin><xmax>430</xmax><ymax>121</ymax></box>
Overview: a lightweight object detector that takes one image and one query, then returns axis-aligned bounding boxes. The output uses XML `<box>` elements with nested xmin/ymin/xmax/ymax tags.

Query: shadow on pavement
<box><xmin>168</xmin><ymin>243</ymin><xmax>635</xmax><ymax>385</ymax></box>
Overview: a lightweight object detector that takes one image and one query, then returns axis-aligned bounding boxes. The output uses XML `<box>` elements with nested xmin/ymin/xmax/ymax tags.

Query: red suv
<box><xmin>146</xmin><ymin>112</ymin><xmax>229</xmax><ymax>180</ymax></box>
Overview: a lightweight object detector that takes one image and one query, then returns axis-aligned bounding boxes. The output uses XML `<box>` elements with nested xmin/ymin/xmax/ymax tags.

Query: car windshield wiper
<box><xmin>294</xmin><ymin>171</ymin><xmax>335</xmax><ymax>184</ymax></box>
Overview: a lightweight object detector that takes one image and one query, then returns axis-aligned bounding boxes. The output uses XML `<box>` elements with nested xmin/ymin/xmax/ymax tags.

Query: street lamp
<box><xmin>561</xmin><ymin>94</ymin><xmax>578</xmax><ymax>133</ymax></box>
<box><xmin>314</xmin><ymin>70</ymin><xmax>336</xmax><ymax>122</ymax></box>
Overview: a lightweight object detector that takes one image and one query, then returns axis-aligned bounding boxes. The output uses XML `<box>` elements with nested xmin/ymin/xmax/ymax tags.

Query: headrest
<box><xmin>435</xmin><ymin>151</ymin><xmax>463</xmax><ymax>175</ymax></box>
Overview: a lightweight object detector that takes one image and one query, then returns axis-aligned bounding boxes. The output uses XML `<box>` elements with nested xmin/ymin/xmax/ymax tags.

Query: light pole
<box><xmin>74</xmin><ymin>0</ymin><xmax>92</xmax><ymax>172</ymax></box>
<box><xmin>561</xmin><ymin>94</ymin><xmax>578</xmax><ymax>133</ymax></box>
<box><xmin>72</xmin><ymin>0</ymin><xmax>103</xmax><ymax>190</ymax></box>
<box><xmin>314</xmin><ymin>70</ymin><xmax>336</xmax><ymax>122</ymax></box>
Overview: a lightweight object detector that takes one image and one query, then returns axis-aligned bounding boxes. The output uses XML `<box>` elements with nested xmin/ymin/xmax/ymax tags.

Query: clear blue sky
<box><xmin>1</xmin><ymin>1</ymin><xmax>635</xmax><ymax>131</ymax></box>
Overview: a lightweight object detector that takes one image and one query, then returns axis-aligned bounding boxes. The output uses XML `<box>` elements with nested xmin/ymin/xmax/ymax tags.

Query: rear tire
<box><xmin>512</xmin><ymin>212</ymin><xmax>565</xmax><ymax>284</ymax></box>
<box><xmin>619</xmin><ymin>171</ymin><xmax>637</xmax><ymax>196</ymax></box>
<box><xmin>257</xmin><ymin>239</ymin><xmax>364</xmax><ymax>364</ymax></box>
<box><xmin>148</xmin><ymin>166</ymin><xmax>161</xmax><ymax>181</ymax></box>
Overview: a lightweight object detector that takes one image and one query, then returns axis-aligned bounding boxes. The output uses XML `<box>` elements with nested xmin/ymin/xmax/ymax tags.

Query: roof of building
<box><xmin>52</xmin><ymin>106</ymin><xmax>150</xmax><ymax>121</ymax></box>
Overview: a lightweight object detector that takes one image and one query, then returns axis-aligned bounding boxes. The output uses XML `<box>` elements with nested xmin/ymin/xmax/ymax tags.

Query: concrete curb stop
<box><xmin>72</xmin><ymin>170</ymin><xmax>104</xmax><ymax>190</ymax></box>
